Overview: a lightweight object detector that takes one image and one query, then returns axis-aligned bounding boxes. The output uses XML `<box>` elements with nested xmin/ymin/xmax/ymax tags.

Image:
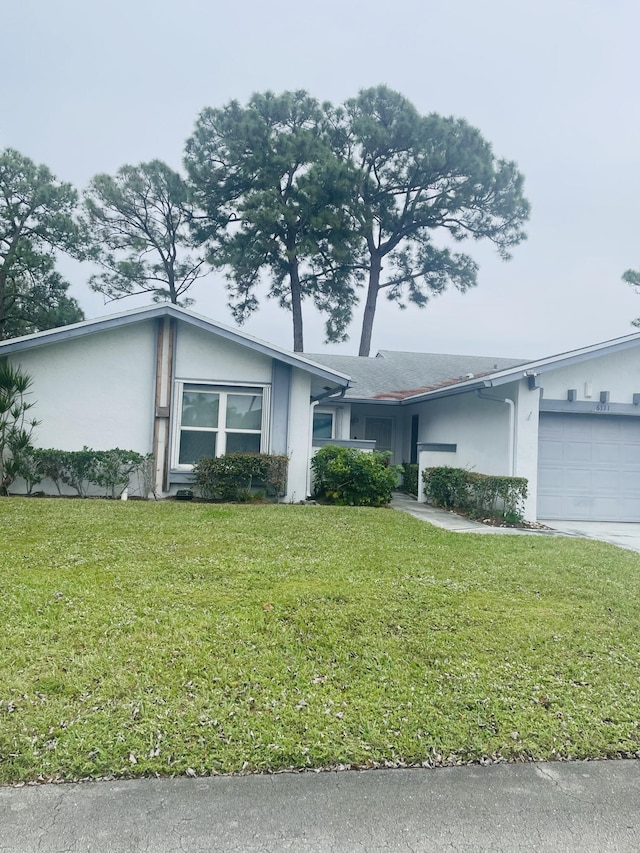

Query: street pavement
<box><xmin>1</xmin><ymin>760</ymin><xmax>639</xmax><ymax>852</ymax></box>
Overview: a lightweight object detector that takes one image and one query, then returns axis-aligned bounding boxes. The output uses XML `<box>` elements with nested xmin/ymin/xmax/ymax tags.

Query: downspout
<box><xmin>307</xmin><ymin>400</ymin><xmax>320</xmax><ymax>499</ymax></box>
<box><xmin>476</xmin><ymin>388</ymin><xmax>516</xmax><ymax>476</ymax></box>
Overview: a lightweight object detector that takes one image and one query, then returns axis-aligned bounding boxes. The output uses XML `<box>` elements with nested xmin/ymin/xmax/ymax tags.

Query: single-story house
<box><xmin>3</xmin><ymin>302</ymin><xmax>640</xmax><ymax>522</ymax></box>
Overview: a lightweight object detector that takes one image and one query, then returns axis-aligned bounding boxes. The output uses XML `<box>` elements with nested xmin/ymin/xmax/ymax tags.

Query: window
<box><xmin>174</xmin><ymin>384</ymin><xmax>266</xmax><ymax>468</ymax></box>
<box><xmin>312</xmin><ymin>410</ymin><xmax>334</xmax><ymax>440</ymax></box>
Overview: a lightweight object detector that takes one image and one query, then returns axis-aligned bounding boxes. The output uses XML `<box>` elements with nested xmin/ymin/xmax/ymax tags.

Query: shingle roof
<box><xmin>306</xmin><ymin>350</ymin><xmax>527</xmax><ymax>400</ymax></box>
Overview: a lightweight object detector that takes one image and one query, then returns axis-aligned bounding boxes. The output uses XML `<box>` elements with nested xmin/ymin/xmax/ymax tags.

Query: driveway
<box><xmin>542</xmin><ymin>520</ymin><xmax>640</xmax><ymax>553</ymax></box>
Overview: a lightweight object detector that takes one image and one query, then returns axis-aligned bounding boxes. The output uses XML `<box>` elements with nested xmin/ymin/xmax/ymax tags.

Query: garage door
<box><xmin>538</xmin><ymin>413</ymin><xmax>640</xmax><ymax>521</ymax></box>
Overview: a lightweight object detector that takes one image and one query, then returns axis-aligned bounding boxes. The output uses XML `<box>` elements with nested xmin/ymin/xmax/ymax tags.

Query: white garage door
<box><xmin>538</xmin><ymin>413</ymin><xmax>640</xmax><ymax>521</ymax></box>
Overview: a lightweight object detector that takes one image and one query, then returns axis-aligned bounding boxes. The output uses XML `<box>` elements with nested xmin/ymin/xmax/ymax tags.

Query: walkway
<box><xmin>390</xmin><ymin>494</ymin><xmax>640</xmax><ymax>553</ymax></box>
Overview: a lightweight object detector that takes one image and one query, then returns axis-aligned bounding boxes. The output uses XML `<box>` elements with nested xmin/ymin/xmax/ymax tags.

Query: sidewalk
<box><xmin>390</xmin><ymin>493</ymin><xmax>557</xmax><ymax>536</ymax></box>
<box><xmin>390</xmin><ymin>494</ymin><xmax>640</xmax><ymax>552</ymax></box>
<box><xmin>1</xmin><ymin>760</ymin><xmax>638</xmax><ymax>852</ymax></box>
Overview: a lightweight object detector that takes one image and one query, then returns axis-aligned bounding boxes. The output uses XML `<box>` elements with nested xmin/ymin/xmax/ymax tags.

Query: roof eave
<box><xmin>0</xmin><ymin>303</ymin><xmax>352</xmax><ymax>389</ymax></box>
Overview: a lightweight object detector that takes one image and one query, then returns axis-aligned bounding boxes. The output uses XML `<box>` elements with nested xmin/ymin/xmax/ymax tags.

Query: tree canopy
<box><xmin>343</xmin><ymin>86</ymin><xmax>530</xmax><ymax>355</ymax></box>
<box><xmin>185</xmin><ymin>91</ymin><xmax>361</xmax><ymax>352</ymax></box>
<box><xmin>83</xmin><ymin>160</ymin><xmax>207</xmax><ymax>305</ymax></box>
<box><xmin>622</xmin><ymin>267</ymin><xmax>640</xmax><ymax>326</ymax></box>
<box><xmin>0</xmin><ymin>148</ymin><xmax>84</xmax><ymax>341</ymax></box>
<box><xmin>184</xmin><ymin>87</ymin><xmax>529</xmax><ymax>354</ymax></box>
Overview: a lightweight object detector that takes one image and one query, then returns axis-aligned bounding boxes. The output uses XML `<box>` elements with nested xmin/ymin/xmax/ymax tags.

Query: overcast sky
<box><xmin>3</xmin><ymin>0</ymin><xmax>639</xmax><ymax>359</ymax></box>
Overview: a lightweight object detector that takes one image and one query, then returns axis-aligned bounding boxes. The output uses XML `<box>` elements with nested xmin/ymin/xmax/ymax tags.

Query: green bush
<box><xmin>91</xmin><ymin>449</ymin><xmax>148</xmax><ymax>498</ymax></box>
<box><xmin>422</xmin><ymin>466</ymin><xmax>470</xmax><ymax>509</ymax></box>
<box><xmin>11</xmin><ymin>447</ymin><xmax>154</xmax><ymax>498</ymax></box>
<box><xmin>400</xmin><ymin>462</ymin><xmax>419</xmax><ymax>496</ymax></box>
<box><xmin>192</xmin><ymin>453</ymin><xmax>288</xmax><ymax>502</ymax></box>
<box><xmin>422</xmin><ymin>466</ymin><xmax>528</xmax><ymax>521</ymax></box>
<box><xmin>32</xmin><ymin>449</ymin><xmax>67</xmax><ymax>495</ymax></box>
<box><xmin>311</xmin><ymin>446</ymin><xmax>399</xmax><ymax>507</ymax></box>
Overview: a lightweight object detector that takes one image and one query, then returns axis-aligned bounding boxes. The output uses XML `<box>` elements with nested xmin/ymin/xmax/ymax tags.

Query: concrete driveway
<box><xmin>542</xmin><ymin>520</ymin><xmax>640</xmax><ymax>553</ymax></box>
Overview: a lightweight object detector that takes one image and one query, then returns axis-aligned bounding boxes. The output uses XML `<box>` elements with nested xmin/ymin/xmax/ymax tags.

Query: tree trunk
<box><xmin>358</xmin><ymin>253</ymin><xmax>382</xmax><ymax>357</ymax></box>
<box><xmin>289</xmin><ymin>261</ymin><xmax>304</xmax><ymax>352</ymax></box>
<box><xmin>0</xmin><ymin>270</ymin><xmax>6</xmax><ymax>342</ymax></box>
<box><xmin>167</xmin><ymin>263</ymin><xmax>178</xmax><ymax>304</ymax></box>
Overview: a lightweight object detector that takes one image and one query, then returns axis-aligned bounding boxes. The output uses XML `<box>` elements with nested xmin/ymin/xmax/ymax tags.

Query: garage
<box><xmin>537</xmin><ymin>412</ymin><xmax>640</xmax><ymax>521</ymax></box>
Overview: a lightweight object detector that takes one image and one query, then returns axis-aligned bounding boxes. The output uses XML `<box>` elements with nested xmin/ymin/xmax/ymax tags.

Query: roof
<box><xmin>5</xmin><ymin>305</ymin><xmax>640</xmax><ymax>406</ymax></box>
<box><xmin>310</xmin><ymin>330</ymin><xmax>640</xmax><ymax>404</ymax></box>
<box><xmin>0</xmin><ymin>303</ymin><xmax>351</xmax><ymax>394</ymax></box>
<box><xmin>307</xmin><ymin>350</ymin><xmax>527</xmax><ymax>401</ymax></box>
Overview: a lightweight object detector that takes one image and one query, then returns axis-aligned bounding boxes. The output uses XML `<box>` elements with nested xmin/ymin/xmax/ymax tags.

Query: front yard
<box><xmin>1</xmin><ymin>498</ymin><xmax>639</xmax><ymax>783</ymax></box>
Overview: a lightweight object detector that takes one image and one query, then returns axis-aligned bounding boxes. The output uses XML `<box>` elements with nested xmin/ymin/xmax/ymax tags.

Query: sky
<box><xmin>3</xmin><ymin>0</ymin><xmax>640</xmax><ymax>360</ymax></box>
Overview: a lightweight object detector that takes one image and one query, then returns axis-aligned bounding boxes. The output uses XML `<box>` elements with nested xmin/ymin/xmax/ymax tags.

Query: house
<box><xmin>0</xmin><ymin>304</ymin><xmax>350</xmax><ymax>503</ymax></box>
<box><xmin>309</xmin><ymin>340</ymin><xmax>640</xmax><ymax>522</ymax></box>
<box><xmin>3</xmin><ymin>302</ymin><xmax>640</xmax><ymax>522</ymax></box>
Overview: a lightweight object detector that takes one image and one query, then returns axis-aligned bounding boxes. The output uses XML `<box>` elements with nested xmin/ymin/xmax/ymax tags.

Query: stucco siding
<box><xmin>286</xmin><ymin>368</ymin><xmax>312</xmax><ymax>502</ymax></box>
<box><xmin>513</xmin><ymin>381</ymin><xmax>541</xmax><ymax>519</ymax></box>
<box><xmin>174</xmin><ymin>322</ymin><xmax>272</xmax><ymax>384</ymax></box>
<box><xmin>10</xmin><ymin>321</ymin><xmax>156</xmax><ymax>454</ymax></box>
<box><xmin>541</xmin><ymin>349</ymin><xmax>640</xmax><ymax>403</ymax></box>
<box><xmin>417</xmin><ymin>390</ymin><xmax>512</xmax><ymax>475</ymax></box>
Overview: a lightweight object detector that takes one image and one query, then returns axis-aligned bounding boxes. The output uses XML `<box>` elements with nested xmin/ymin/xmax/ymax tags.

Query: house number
<box><xmin>595</xmin><ymin>403</ymin><xmax>610</xmax><ymax>412</ymax></box>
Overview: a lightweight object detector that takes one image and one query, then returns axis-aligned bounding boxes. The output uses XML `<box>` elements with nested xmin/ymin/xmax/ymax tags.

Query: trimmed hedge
<box><xmin>422</xmin><ymin>465</ymin><xmax>528</xmax><ymax>521</ymax></box>
<box><xmin>192</xmin><ymin>453</ymin><xmax>288</xmax><ymax>502</ymax></box>
<box><xmin>311</xmin><ymin>445</ymin><xmax>399</xmax><ymax>507</ymax></box>
<box><xmin>400</xmin><ymin>462</ymin><xmax>419</xmax><ymax>496</ymax></box>
<box><xmin>11</xmin><ymin>447</ymin><xmax>154</xmax><ymax>499</ymax></box>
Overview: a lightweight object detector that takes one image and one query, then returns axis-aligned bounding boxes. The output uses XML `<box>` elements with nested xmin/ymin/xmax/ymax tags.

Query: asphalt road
<box><xmin>1</xmin><ymin>760</ymin><xmax>639</xmax><ymax>852</ymax></box>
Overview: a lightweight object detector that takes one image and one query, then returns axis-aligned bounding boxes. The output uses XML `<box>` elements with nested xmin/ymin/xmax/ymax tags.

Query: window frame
<box><xmin>171</xmin><ymin>381</ymin><xmax>270</xmax><ymax>470</ymax></box>
<box><xmin>312</xmin><ymin>408</ymin><xmax>335</xmax><ymax>441</ymax></box>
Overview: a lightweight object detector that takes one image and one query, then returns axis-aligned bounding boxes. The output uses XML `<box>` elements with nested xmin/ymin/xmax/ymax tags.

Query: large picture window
<box><xmin>174</xmin><ymin>384</ymin><xmax>266</xmax><ymax>467</ymax></box>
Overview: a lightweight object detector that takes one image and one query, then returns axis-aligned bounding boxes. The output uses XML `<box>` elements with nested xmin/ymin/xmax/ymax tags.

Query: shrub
<box><xmin>311</xmin><ymin>446</ymin><xmax>399</xmax><ymax>507</ymax></box>
<box><xmin>422</xmin><ymin>466</ymin><xmax>470</xmax><ymax>509</ymax></box>
<box><xmin>0</xmin><ymin>361</ymin><xmax>40</xmax><ymax>496</ymax></box>
<box><xmin>91</xmin><ymin>449</ymin><xmax>147</xmax><ymax>498</ymax></box>
<box><xmin>192</xmin><ymin>453</ymin><xmax>288</xmax><ymax>502</ymax></box>
<box><xmin>10</xmin><ymin>447</ymin><xmax>155</xmax><ymax>498</ymax></box>
<box><xmin>32</xmin><ymin>449</ymin><xmax>67</xmax><ymax>495</ymax></box>
<box><xmin>58</xmin><ymin>447</ymin><xmax>99</xmax><ymax>498</ymax></box>
<box><xmin>422</xmin><ymin>466</ymin><xmax>528</xmax><ymax>521</ymax></box>
<box><xmin>400</xmin><ymin>462</ymin><xmax>419</xmax><ymax>496</ymax></box>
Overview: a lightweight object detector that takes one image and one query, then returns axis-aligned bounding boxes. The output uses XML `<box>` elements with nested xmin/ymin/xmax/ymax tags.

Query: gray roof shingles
<box><xmin>306</xmin><ymin>350</ymin><xmax>527</xmax><ymax>400</ymax></box>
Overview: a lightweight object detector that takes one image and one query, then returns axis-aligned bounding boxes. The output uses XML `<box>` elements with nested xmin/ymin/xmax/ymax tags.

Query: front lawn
<box><xmin>1</xmin><ymin>498</ymin><xmax>639</xmax><ymax>783</ymax></box>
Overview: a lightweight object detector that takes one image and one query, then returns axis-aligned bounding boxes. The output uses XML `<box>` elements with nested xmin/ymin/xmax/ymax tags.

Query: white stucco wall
<box><xmin>540</xmin><ymin>348</ymin><xmax>640</xmax><ymax>403</ymax></box>
<box><xmin>286</xmin><ymin>368</ymin><xmax>313</xmax><ymax>502</ymax></box>
<box><xmin>513</xmin><ymin>381</ymin><xmax>542</xmax><ymax>519</ymax></box>
<box><xmin>174</xmin><ymin>322</ymin><xmax>272</xmax><ymax>383</ymax></box>
<box><xmin>10</xmin><ymin>321</ymin><xmax>157</xmax><ymax>454</ymax></box>
<box><xmin>416</xmin><ymin>388</ymin><xmax>513</xmax><ymax>477</ymax></box>
<box><xmin>414</xmin><ymin>380</ymin><xmax>541</xmax><ymax>519</ymax></box>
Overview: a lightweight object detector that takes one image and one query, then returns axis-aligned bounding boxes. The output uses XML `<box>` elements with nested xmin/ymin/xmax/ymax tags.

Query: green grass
<box><xmin>1</xmin><ymin>498</ymin><xmax>640</xmax><ymax>783</ymax></box>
